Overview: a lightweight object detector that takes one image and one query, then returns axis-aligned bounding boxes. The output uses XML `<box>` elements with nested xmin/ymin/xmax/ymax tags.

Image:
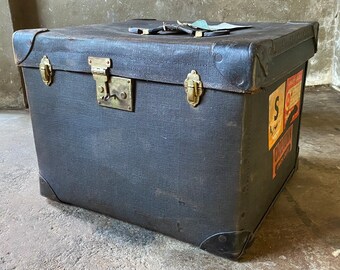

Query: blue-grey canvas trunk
<box><xmin>13</xmin><ymin>20</ymin><xmax>318</xmax><ymax>259</ymax></box>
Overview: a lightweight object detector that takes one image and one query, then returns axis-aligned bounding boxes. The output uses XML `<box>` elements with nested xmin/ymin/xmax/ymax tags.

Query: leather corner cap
<box><xmin>211</xmin><ymin>42</ymin><xmax>255</xmax><ymax>91</ymax></box>
<box><xmin>200</xmin><ymin>230</ymin><xmax>252</xmax><ymax>260</ymax></box>
<box><xmin>39</xmin><ymin>175</ymin><xmax>61</xmax><ymax>202</ymax></box>
<box><xmin>12</xmin><ymin>28</ymin><xmax>49</xmax><ymax>65</ymax></box>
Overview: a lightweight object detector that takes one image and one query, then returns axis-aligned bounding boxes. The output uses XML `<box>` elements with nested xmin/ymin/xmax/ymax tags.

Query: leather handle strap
<box><xmin>128</xmin><ymin>24</ymin><xmax>230</xmax><ymax>37</ymax></box>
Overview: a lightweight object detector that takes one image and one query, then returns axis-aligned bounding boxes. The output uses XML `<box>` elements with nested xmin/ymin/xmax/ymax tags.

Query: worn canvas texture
<box><xmin>14</xmin><ymin>20</ymin><xmax>318</xmax><ymax>259</ymax></box>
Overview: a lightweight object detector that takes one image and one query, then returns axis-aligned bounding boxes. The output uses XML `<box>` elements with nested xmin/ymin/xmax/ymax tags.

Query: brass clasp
<box><xmin>184</xmin><ymin>70</ymin><xmax>203</xmax><ymax>107</ymax></box>
<box><xmin>39</xmin><ymin>55</ymin><xmax>53</xmax><ymax>86</ymax></box>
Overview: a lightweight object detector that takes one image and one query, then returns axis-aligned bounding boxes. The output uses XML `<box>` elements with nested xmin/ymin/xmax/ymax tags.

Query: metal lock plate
<box><xmin>88</xmin><ymin>57</ymin><xmax>133</xmax><ymax>111</ymax></box>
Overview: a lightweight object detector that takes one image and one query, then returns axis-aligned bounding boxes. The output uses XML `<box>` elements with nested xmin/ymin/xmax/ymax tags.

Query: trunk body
<box><xmin>13</xmin><ymin>20</ymin><xmax>318</xmax><ymax>259</ymax></box>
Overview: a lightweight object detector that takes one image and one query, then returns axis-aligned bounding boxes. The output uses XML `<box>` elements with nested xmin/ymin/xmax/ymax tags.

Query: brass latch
<box><xmin>184</xmin><ymin>70</ymin><xmax>203</xmax><ymax>107</ymax></box>
<box><xmin>39</xmin><ymin>55</ymin><xmax>53</xmax><ymax>86</ymax></box>
<box><xmin>88</xmin><ymin>56</ymin><xmax>133</xmax><ymax>111</ymax></box>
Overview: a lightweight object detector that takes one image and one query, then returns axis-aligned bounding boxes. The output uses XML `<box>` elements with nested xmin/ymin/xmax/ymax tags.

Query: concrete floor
<box><xmin>0</xmin><ymin>85</ymin><xmax>339</xmax><ymax>270</ymax></box>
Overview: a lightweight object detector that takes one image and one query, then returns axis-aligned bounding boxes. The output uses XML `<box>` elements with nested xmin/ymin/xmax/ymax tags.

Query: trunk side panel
<box><xmin>24</xmin><ymin>68</ymin><xmax>244</xmax><ymax>246</ymax></box>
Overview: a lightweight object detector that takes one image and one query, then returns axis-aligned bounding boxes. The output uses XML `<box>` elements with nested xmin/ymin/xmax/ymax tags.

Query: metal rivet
<box><xmin>120</xmin><ymin>92</ymin><xmax>127</xmax><ymax>99</ymax></box>
<box><xmin>97</xmin><ymin>86</ymin><xmax>104</xmax><ymax>93</ymax></box>
<box><xmin>218</xmin><ymin>235</ymin><xmax>227</xmax><ymax>243</ymax></box>
<box><xmin>214</xmin><ymin>53</ymin><xmax>223</xmax><ymax>62</ymax></box>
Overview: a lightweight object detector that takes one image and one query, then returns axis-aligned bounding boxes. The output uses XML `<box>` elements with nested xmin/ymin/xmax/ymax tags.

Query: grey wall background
<box><xmin>1</xmin><ymin>0</ymin><xmax>339</xmax><ymax>109</ymax></box>
<box><xmin>333</xmin><ymin>0</ymin><xmax>340</xmax><ymax>88</ymax></box>
<box><xmin>0</xmin><ymin>0</ymin><xmax>25</xmax><ymax>109</ymax></box>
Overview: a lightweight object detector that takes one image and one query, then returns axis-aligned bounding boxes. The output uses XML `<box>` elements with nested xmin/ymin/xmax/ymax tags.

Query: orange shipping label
<box><xmin>272</xmin><ymin>125</ymin><xmax>293</xmax><ymax>179</ymax></box>
<box><xmin>268</xmin><ymin>82</ymin><xmax>285</xmax><ymax>150</ymax></box>
<box><xmin>284</xmin><ymin>70</ymin><xmax>303</xmax><ymax>127</ymax></box>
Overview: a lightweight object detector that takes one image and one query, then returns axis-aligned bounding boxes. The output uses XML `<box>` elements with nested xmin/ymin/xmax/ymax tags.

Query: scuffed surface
<box><xmin>24</xmin><ymin>0</ymin><xmax>339</xmax><ymax>85</ymax></box>
<box><xmin>0</xmin><ymin>85</ymin><xmax>339</xmax><ymax>269</ymax></box>
<box><xmin>2</xmin><ymin>0</ymin><xmax>338</xmax><ymax>109</ymax></box>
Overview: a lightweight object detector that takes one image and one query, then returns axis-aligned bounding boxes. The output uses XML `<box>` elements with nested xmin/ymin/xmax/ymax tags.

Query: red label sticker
<box><xmin>284</xmin><ymin>70</ymin><xmax>303</xmax><ymax>127</ymax></box>
<box><xmin>268</xmin><ymin>83</ymin><xmax>285</xmax><ymax>150</ymax></box>
<box><xmin>272</xmin><ymin>125</ymin><xmax>293</xmax><ymax>179</ymax></box>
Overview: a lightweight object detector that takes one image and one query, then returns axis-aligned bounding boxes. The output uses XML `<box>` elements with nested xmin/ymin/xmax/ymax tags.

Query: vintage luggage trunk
<box><xmin>13</xmin><ymin>20</ymin><xmax>318</xmax><ymax>259</ymax></box>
